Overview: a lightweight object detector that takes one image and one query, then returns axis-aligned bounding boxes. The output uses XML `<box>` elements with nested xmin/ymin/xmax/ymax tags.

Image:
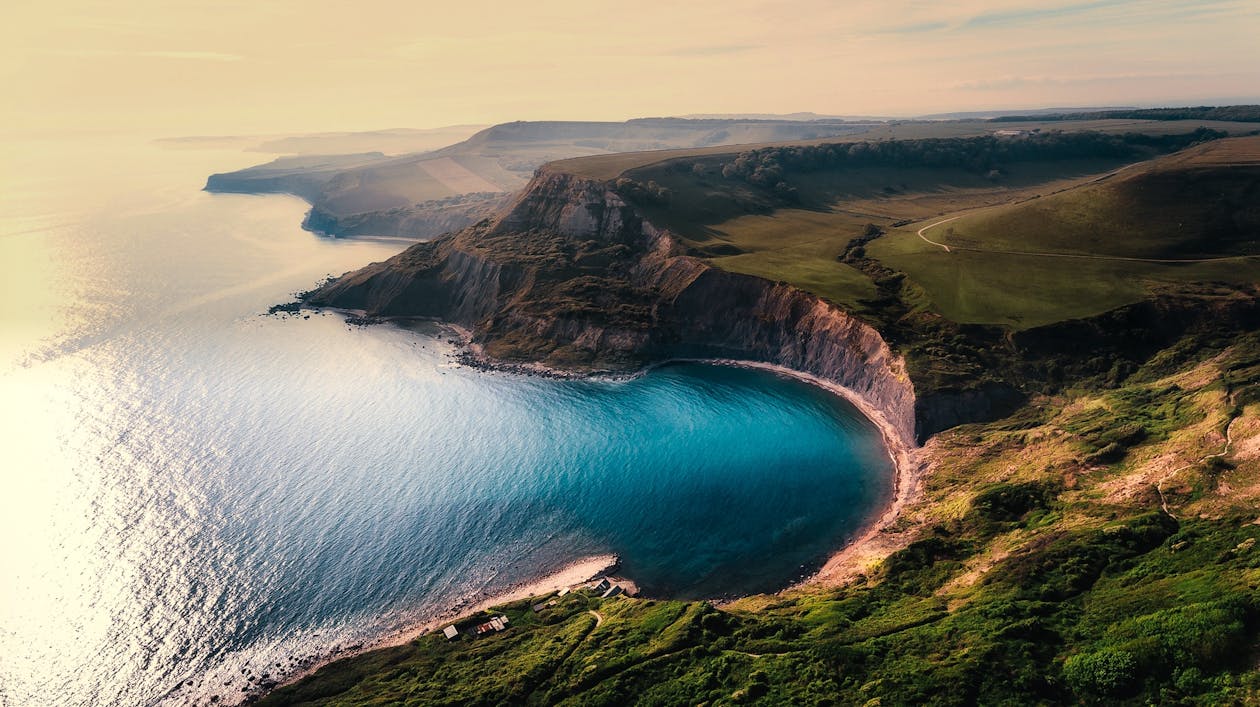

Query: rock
<box><xmin>303</xmin><ymin>170</ymin><xmax>923</xmax><ymax>447</ymax></box>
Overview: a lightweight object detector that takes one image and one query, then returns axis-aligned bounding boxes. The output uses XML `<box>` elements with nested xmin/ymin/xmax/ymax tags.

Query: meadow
<box><xmin>611</xmin><ymin>130</ymin><xmax>1260</xmax><ymax>329</ymax></box>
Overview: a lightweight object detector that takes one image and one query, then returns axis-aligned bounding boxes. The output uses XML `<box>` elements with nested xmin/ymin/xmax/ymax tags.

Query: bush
<box><xmin>970</xmin><ymin>481</ymin><xmax>1059</xmax><ymax>525</ymax></box>
<box><xmin>1064</xmin><ymin>648</ymin><xmax>1139</xmax><ymax>696</ymax></box>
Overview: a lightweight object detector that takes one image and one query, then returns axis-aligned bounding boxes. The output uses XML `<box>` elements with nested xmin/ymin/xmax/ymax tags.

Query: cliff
<box><xmin>300</xmin><ymin>193</ymin><xmax>512</xmax><ymax>238</ymax></box>
<box><xmin>306</xmin><ymin>169</ymin><xmax>925</xmax><ymax>444</ymax></box>
<box><xmin>309</xmin><ymin>163</ymin><xmax>1260</xmax><ymax>444</ymax></box>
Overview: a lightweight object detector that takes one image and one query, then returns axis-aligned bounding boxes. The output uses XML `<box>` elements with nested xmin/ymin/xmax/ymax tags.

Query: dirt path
<box><xmin>587</xmin><ymin>610</ymin><xmax>604</xmax><ymax>628</ymax></box>
<box><xmin>916</xmin><ymin>217</ymin><xmax>958</xmax><ymax>252</ymax></box>
<box><xmin>1156</xmin><ymin>415</ymin><xmax>1238</xmax><ymax>519</ymax></box>
<box><xmin>913</xmin><ymin>215</ymin><xmax>1257</xmax><ymax>264</ymax></box>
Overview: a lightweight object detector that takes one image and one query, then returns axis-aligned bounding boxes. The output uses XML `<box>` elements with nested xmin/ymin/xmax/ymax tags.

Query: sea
<box><xmin>0</xmin><ymin>135</ymin><xmax>893</xmax><ymax>705</ymax></box>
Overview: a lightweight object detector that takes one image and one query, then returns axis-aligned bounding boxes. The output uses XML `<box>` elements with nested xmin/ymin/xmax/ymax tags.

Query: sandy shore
<box><xmin>665</xmin><ymin>359</ymin><xmax>923</xmax><ymax>589</ymax></box>
<box><xmin>346</xmin><ymin>315</ymin><xmax>926</xmax><ymax>584</ymax></box>
<box><xmin>413</xmin><ymin>321</ymin><xmax>926</xmax><ymax>588</ymax></box>
<box><xmin>261</xmin><ymin>313</ymin><xmax>923</xmax><ymax>703</ymax></box>
<box><xmin>262</xmin><ymin>554</ymin><xmax>619</xmax><ymax>699</ymax></box>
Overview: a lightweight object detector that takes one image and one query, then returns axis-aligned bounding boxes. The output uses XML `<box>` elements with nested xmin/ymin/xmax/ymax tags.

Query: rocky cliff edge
<box><xmin>307</xmin><ymin>168</ymin><xmax>935</xmax><ymax>445</ymax></box>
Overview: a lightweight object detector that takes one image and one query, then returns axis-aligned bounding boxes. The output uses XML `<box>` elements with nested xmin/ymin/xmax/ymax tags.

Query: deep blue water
<box><xmin>0</xmin><ymin>139</ymin><xmax>892</xmax><ymax>705</ymax></box>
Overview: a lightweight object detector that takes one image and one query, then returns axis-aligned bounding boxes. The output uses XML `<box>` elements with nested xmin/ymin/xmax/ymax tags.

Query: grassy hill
<box><xmin>206</xmin><ymin>119</ymin><xmax>875</xmax><ymax>237</ymax></box>
<box><xmin>913</xmin><ymin>138</ymin><xmax>1260</xmax><ymax>259</ymax></box>
<box><xmin>260</xmin><ymin>331</ymin><xmax>1260</xmax><ymax>706</ymax></box>
<box><xmin>867</xmin><ymin>137</ymin><xmax>1260</xmax><ymax>328</ymax></box>
<box><xmin>605</xmin><ymin>130</ymin><xmax>1260</xmax><ymax>330</ymax></box>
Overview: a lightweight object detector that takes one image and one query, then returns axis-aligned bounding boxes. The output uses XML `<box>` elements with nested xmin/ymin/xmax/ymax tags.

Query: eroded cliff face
<box><xmin>307</xmin><ymin>168</ymin><xmax>925</xmax><ymax>445</ymax></box>
<box><xmin>301</xmin><ymin>193</ymin><xmax>512</xmax><ymax>239</ymax></box>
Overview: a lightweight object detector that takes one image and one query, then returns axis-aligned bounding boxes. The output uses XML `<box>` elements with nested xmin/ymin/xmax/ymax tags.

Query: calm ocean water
<box><xmin>0</xmin><ymin>137</ymin><xmax>892</xmax><ymax>705</ymax></box>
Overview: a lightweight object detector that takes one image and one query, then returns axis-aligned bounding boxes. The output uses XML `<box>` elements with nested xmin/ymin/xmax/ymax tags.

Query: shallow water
<box><xmin>0</xmin><ymin>137</ymin><xmax>892</xmax><ymax>705</ymax></box>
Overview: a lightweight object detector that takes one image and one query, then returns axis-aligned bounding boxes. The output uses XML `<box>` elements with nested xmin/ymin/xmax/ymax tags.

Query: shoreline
<box><xmin>358</xmin><ymin>314</ymin><xmax>923</xmax><ymax>588</ymax></box>
<box><xmin>440</xmin><ymin>323</ymin><xmax>922</xmax><ymax>590</ymax></box>
<box><xmin>666</xmin><ymin>359</ymin><xmax>922</xmax><ymax>590</ymax></box>
<box><xmin>260</xmin><ymin>554</ymin><xmax>620</xmax><ymax>700</ymax></box>
<box><xmin>255</xmin><ymin>310</ymin><xmax>921</xmax><ymax>702</ymax></box>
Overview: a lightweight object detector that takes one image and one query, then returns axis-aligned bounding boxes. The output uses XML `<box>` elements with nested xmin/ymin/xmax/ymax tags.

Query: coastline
<box><xmin>396</xmin><ymin>318</ymin><xmax>923</xmax><ymax>588</ymax></box>
<box><xmin>438</xmin><ymin>321</ymin><xmax>923</xmax><ymax>590</ymax></box>
<box><xmin>260</xmin><ymin>553</ymin><xmax>620</xmax><ymax>700</ymax></box>
<box><xmin>255</xmin><ymin>310</ymin><xmax>921</xmax><ymax>702</ymax></box>
<box><xmin>669</xmin><ymin>359</ymin><xmax>922</xmax><ymax>590</ymax></box>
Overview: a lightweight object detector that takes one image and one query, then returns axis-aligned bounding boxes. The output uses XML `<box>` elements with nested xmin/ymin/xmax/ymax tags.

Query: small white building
<box><xmin>442</xmin><ymin>625</ymin><xmax>459</xmax><ymax>640</ymax></box>
<box><xmin>475</xmin><ymin>615</ymin><xmax>511</xmax><ymax>635</ymax></box>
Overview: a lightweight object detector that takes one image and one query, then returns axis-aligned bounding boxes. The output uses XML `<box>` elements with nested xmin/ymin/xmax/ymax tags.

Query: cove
<box><xmin>0</xmin><ymin>138</ymin><xmax>892</xmax><ymax>705</ymax></box>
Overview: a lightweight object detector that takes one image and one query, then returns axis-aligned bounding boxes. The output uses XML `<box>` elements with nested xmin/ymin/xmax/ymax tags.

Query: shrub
<box><xmin>970</xmin><ymin>481</ymin><xmax>1059</xmax><ymax>525</ymax></box>
<box><xmin>1064</xmin><ymin>648</ymin><xmax>1138</xmax><ymax>696</ymax></box>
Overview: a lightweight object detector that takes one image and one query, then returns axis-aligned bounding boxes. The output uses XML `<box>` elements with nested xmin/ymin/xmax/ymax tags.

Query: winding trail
<box><xmin>916</xmin><ymin>217</ymin><xmax>958</xmax><ymax>252</ymax></box>
<box><xmin>587</xmin><ymin>610</ymin><xmax>604</xmax><ymax>628</ymax></box>
<box><xmin>913</xmin><ymin>215</ymin><xmax>1258</xmax><ymax>264</ymax></box>
<box><xmin>1155</xmin><ymin>413</ymin><xmax>1238</xmax><ymax>519</ymax></box>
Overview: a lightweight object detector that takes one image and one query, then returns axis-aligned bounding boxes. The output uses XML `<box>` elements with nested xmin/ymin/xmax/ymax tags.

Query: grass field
<box><xmin>552</xmin><ymin>118</ymin><xmax>1260</xmax><ymax>180</ymax></box>
<box><xmin>920</xmin><ymin>139</ymin><xmax>1260</xmax><ymax>259</ymax></box>
<box><xmin>597</xmin><ymin>133</ymin><xmax>1260</xmax><ymax>329</ymax></box>
<box><xmin>864</xmin><ymin>137</ymin><xmax>1260</xmax><ymax>327</ymax></box>
<box><xmin>866</xmin><ymin>242</ymin><xmax>1260</xmax><ymax>327</ymax></box>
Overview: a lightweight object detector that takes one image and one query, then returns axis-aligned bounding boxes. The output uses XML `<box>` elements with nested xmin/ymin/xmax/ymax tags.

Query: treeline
<box><xmin>993</xmin><ymin>105</ymin><xmax>1260</xmax><ymax>123</ymax></box>
<box><xmin>717</xmin><ymin>129</ymin><xmax>1226</xmax><ymax>192</ymax></box>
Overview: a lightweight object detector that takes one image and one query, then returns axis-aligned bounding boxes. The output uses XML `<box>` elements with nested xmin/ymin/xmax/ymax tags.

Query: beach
<box><xmin>266</xmin><ymin>554</ymin><xmax>621</xmax><ymax>695</ymax></box>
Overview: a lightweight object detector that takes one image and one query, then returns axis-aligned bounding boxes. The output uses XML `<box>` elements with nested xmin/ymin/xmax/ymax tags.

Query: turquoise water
<box><xmin>0</xmin><ymin>138</ymin><xmax>892</xmax><ymax>705</ymax></box>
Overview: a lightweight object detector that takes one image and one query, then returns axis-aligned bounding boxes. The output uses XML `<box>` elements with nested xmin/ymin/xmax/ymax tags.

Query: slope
<box><xmin>205</xmin><ymin>118</ymin><xmax>874</xmax><ymax>238</ymax></box>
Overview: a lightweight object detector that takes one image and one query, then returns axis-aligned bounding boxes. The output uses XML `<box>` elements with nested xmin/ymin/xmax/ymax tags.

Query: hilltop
<box><xmin>613</xmin><ymin>130</ymin><xmax>1260</xmax><ymax>329</ymax></box>
<box><xmin>204</xmin><ymin>118</ymin><xmax>872</xmax><ymax>239</ymax></box>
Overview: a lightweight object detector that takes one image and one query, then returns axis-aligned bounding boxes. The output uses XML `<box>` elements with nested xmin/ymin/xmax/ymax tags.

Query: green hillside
<box><xmin>261</xmin><ymin>332</ymin><xmax>1260</xmax><ymax>706</ymax></box>
<box><xmin>613</xmin><ymin>131</ymin><xmax>1260</xmax><ymax>329</ymax></box>
<box><xmin>911</xmin><ymin>139</ymin><xmax>1260</xmax><ymax>259</ymax></box>
<box><xmin>868</xmin><ymin>137</ymin><xmax>1260</xmax><ymax>327</ymax></box>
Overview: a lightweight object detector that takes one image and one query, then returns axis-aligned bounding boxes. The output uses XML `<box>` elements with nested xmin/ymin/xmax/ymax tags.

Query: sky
<box><xmin>2</xmin><ymin>0</ymin><xmax>1259</xmax><ymax>137</ymax></box>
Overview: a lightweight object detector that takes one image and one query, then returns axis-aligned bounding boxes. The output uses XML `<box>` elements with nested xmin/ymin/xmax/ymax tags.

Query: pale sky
<box><xmin>3</xmin><ymin>0</ymin><xmax>1259</xmax><ymax>137</ymax></box>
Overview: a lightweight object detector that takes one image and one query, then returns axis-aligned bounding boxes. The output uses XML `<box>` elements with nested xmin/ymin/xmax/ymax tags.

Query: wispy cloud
<box><xmin>874</xmin><ymin>20</ymin><xmax>949</xmax><ymax>35</ymax></box>
<box><xmin>954</xmin><ymin>71</ymin><xmax>1210</xmax><ymax>90</ymax></box>
<box><xmin>134</xmin><ymin>51</ymin><xmax>243</xmax><ymax>62</ymax></box>
<box><xmin>961</xmin><ymin>0</ymin><xmax>1129</xmax><ymax>28</ymax></box>
<box><xmin>958</xmin><ymin>0</ymin><xmax>1243</xmax><ymax>29</ymax></box>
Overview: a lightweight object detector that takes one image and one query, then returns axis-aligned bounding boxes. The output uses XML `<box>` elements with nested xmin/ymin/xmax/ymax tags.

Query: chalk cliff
<box><xmin>307</xmin><ymin>169</ymin><xmax>992</xmax><ymax>445</ymax></box>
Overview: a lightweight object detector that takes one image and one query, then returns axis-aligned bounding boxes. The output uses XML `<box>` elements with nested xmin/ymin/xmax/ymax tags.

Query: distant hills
<box><xmin>992</xmin><ymin>105</ymin><xmax>1260</xmax><ymax>123</ymax></box>
<box><xmin>200</xmin><ymin>106</ymin><xmax>1260</xmax><ymax>242</ymax></box>
<box><xmin>204</xmin><ymin>118</ymin><xmax>872</xmax><ymax>238</ymax></box>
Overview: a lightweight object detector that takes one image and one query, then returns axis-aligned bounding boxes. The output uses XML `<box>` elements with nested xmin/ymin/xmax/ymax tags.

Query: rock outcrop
<box><xmin>306</xmin><ymin>168</ymin><xmax>988</xmax><ymax>446</ymax></box>
<box><xmin>300</xmin><ymin>193</ymin><xmax>513</xmax><ymax>239</ymax></box>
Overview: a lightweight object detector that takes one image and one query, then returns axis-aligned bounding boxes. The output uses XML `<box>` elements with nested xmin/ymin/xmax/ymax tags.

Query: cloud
<box><xmin>133</xmin><ymin>51</ymin><xmax>243</xmax><ymax>62</ymax></box>
<box><xmin>960</xmin><ymin>0</ymin><xmax>1128</xmax><ymax>28</ymax></box>
<box><xmin>958</xmin><ymin>0</ymin><xmax>1242</xmax><ymax>29</ymax></box>
<box><xmin>873</xmin><ymin>20</ymin><xmax>949</xmax><ymax>35</ymax></box>
<box><xmin>954</xmin><ymin>71</ymin><xmax>1209</xmax><ymax>90</ymax></box>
